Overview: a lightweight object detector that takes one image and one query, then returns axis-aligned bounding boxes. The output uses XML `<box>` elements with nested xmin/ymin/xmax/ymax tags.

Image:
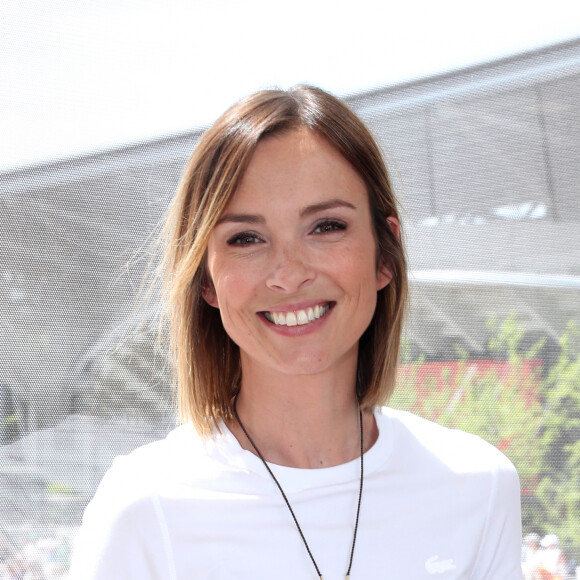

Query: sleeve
<box><xmin>68</xmin><ymin>457</ymin><xmax>176</xmax><ymax>580</ymax></box>
<box><xmin>472</xmin><ymin>452</ymin><xmax>523</xmax><ymax>580</ymax></box>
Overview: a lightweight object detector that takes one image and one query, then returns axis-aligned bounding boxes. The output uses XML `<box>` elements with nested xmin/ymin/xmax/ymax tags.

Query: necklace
<box><xmin>233</xmin><ymin>394</ymin><xmax>364</xmax><ymax>580</ymax></box>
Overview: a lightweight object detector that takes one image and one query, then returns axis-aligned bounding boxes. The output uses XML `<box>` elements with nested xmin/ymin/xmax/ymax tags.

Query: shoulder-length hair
<box><xmin>162</xmin><ymin>85</ymin><xmax>408</xmax><ymax>436</ymax></box>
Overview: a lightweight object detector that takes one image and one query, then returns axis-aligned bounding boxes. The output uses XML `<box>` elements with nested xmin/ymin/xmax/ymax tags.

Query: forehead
<box><xmin>249</xmin><ymin>128</ymin><xmax>357</xmax><ymax>174</ymax></box>
<box><xmin>226</xmin><ymin>129</ymin><xmax>368</xmax><ymax>211</ymax></box>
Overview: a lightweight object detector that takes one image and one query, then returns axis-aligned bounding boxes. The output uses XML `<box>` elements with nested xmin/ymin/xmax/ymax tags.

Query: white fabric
<box><xmin>69</xmin><ymin>408</ymin><xmax>522</xmax><ymax>579</ymax></box>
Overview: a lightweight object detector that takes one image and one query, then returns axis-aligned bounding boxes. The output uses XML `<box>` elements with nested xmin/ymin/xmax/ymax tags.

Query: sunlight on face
<box><xmin>203</xmin><ymin>129</ymin><xmax>392</xmax><ymax>380</ymax></box>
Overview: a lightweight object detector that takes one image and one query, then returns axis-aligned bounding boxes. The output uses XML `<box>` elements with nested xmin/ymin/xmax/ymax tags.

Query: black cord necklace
<box><xmin>233</xmin><ymin>394</ymin><xmax>364</xmax><ymax>580</ymax></box>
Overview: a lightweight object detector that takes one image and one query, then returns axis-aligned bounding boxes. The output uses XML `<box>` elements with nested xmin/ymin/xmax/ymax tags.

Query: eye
<box><xmin>312</xmin><ymin>219</ymin><xmax>347</xmax><ymax>234</ymax></box>
<box><xmin>227</xmin><ymin>232</ymin><xmax>264</xmax><ymax>246</ymax></box>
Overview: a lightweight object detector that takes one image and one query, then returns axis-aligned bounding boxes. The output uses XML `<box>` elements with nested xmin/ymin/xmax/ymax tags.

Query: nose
<box><xmin>265</xmin><ymin>244</ymin><xmax>316</xmax><ymax>292</ymax></box>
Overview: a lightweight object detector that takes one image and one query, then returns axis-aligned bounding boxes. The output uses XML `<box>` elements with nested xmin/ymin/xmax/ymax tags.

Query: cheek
<box><xmin>213</xmin><ymin>269</ymin><xmax>257</xmax><ymax>318</ymax></box>
<box><xmin>348</xmin><ymin>242</ymin><xmax>380</xmax><ymax>285</ymax></box>
<box><xmin>335</xmin><ymin>252</ymin><xmax>379</xmax><ymax>311</ymax></box>
<box><xmin>353</xmin><ymin>253</ymin><xmax>382</xmax><ymax>313</ymax></box>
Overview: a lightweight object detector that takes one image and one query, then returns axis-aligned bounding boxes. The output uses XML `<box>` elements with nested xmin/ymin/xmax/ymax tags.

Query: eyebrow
<box><xmin>216</xmin><ymin>213</ymin><xmax>265</xmax><ymax>225</ymax></box>
<box><xmin>299</xmin><ymin>199</ymin><xmax>356</xmax><ymax>217</ymax></box>
<box><xmin>216</xmin><ymin>199</ymin><xmax>356</xmax><ymax>225</ymax></box>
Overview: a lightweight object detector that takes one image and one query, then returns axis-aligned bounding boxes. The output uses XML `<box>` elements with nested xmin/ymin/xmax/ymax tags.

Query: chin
<box><xmin>273</xmin><ymin>349</ymin><xmax>355</xmax><ymax>378</ymax></box>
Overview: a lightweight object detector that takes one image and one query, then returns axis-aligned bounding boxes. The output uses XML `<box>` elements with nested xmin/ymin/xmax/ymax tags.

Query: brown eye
<box><xmin>313</xmin><ymin>220</ymin><xmax>347</xmax><ymax>234</ymax></box>
<box><xmin>227</xmin><ymin>232</ymin><xmax>263</xmax><ymax>246</ymax></box>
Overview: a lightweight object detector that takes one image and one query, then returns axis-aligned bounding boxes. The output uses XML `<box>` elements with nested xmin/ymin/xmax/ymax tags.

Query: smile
<box><xmin>263</xmin><ymin>303</ymin><xmax>331</xmax><ymax>327</ymax></box>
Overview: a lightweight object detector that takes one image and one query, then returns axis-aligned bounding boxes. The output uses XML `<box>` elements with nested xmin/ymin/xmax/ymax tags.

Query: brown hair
<box><xmin>162</xmin><ymin>85</ymin><xmax>408</xmax><ymax>436</ymax></box>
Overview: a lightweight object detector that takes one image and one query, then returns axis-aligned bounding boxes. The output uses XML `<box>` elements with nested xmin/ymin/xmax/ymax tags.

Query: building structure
<box><xmin>0</xmin><ymin>39</ymin><xmax>579</xmax><ymax>534</ymax></box>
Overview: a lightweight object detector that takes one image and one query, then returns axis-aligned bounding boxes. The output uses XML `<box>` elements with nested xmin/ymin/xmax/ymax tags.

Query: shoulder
<box><xmin>71</xmin><ymin>423</ymin><xmax>230</xmax><ymax>576</ymax></box>
<box><xmin>94</xmin><ymin>422</ymin><xmax>228</xmax><ymax>496</ymax></box>
<box><xmin>78</xmin><ymin>425</ymin><xmax>199</xmax><ymax>520</ymax></box>
<box><xmin>377</xmin><ymin>406</ymin><xmax>517</xmax><ymax>478</ymax></box>
<box><xmin>374</xmin><ymin>408</ymin><xmax>522</xmax><ymax>577</ymax></box>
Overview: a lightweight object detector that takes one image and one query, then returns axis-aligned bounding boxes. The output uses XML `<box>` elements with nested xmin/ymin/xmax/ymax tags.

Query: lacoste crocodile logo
<box><xmin>425</xmin><ymin>555</ymin><xmax>457</xmax><ymax>574</ymax></box>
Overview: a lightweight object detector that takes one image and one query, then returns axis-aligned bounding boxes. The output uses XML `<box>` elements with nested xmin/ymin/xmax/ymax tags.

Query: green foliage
<box><xmin>1</xmin><ymin>413</ymin><xmax>20</xmax><ymax>426</ymax></box>
<box><xmin>0</xmin><ymin>412</ymin><xmax>22</xmax><ymax>444</ymax></box>
<box><xmin>46</xmin><ymin>482</ymin><xmax>75</xmax><ymax>496</ymax></box>
<box><xmin>537</xmin><ymin>321</ymin><xmax>580</xmax><ymax>552</ymax></box>
<box><xmin>392</xmin><ymin>315</ymin><xmax>580</xmax><ymax>556</ymax></box>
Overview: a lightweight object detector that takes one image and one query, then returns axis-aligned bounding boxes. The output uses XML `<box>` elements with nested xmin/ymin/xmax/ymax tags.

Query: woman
<box><xmin>70</xmin><ymin>86</ymin><xmax>522</xmax><ymax>579</ymax></box>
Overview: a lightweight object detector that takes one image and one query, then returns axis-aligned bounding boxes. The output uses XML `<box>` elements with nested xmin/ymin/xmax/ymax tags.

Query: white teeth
<box><xmin>265</xmin><ymin>304</ymin><xmax>330</xmax><ymax>327</ymax></box>
<box><xmin>296</xmin><ymin>310</ymin><xmax>308</xmax><ymax>325</ymax></box>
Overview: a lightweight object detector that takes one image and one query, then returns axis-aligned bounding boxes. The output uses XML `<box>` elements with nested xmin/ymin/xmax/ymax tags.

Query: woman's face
<box><xmin>203</xmin><ymin>129</ymin><xmax>392</xmax><ymax>380</ymax></box>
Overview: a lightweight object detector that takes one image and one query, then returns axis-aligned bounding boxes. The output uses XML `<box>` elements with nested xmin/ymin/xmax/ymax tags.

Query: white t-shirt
<box><xmin>69</xmin><ymin>408</ymin><xmax>523</xmax><ymax>579</ymax></box>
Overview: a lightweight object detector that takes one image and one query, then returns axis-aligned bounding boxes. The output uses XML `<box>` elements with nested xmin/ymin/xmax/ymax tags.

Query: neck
<box><xmin>227</xmin><ymin>362</ymin><xmax>378</xmax><ymax>468</ymax></box>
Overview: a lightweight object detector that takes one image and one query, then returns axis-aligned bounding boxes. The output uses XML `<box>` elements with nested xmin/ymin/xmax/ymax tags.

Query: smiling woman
<box><xmin>69</xmin><ymin>86</ymin><xmax>523</xmax><ymax>579</ymax></box>
<box><xmin>202</xmin><ymin>130</ymin><xmax>392</xmax><ymax>393</ymax></box>
<box><xmin>159</xmin><ymin>86</ymin><xmax>407</xmax><ymax>441</ymax></box>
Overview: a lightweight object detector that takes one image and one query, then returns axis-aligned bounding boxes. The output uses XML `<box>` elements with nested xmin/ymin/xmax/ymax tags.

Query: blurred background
<box><xmin>1</xmin><ymin>0</ymin><xmax>579</xmax><ymax>576</ymax></box>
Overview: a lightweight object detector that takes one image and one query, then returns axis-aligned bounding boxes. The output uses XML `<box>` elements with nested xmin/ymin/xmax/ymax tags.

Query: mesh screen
<box><xmin>1</xmin><ymin>40</ymin><xmax>579</xmax><ymax>576</ymax></box>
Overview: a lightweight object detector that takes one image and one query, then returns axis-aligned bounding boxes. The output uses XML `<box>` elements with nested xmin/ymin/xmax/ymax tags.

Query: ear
<box><xmin>386</xmin><ymin>216</ymin><xmax>400</xmax><ymax>240</ymax></box>
<box><xmin>376</xmin><ymin>216</ymin><xmax>400</xmax><ymax>291</ymax></box>
<box><xmin>376</xmin><ymin>262</ymin><xmax>393</xmax><ymax>291</ymax></box>
<box><xmin>201</xmin><ymin>279</ymin><xmax>219</xmax><ymax>308</ymax></box>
